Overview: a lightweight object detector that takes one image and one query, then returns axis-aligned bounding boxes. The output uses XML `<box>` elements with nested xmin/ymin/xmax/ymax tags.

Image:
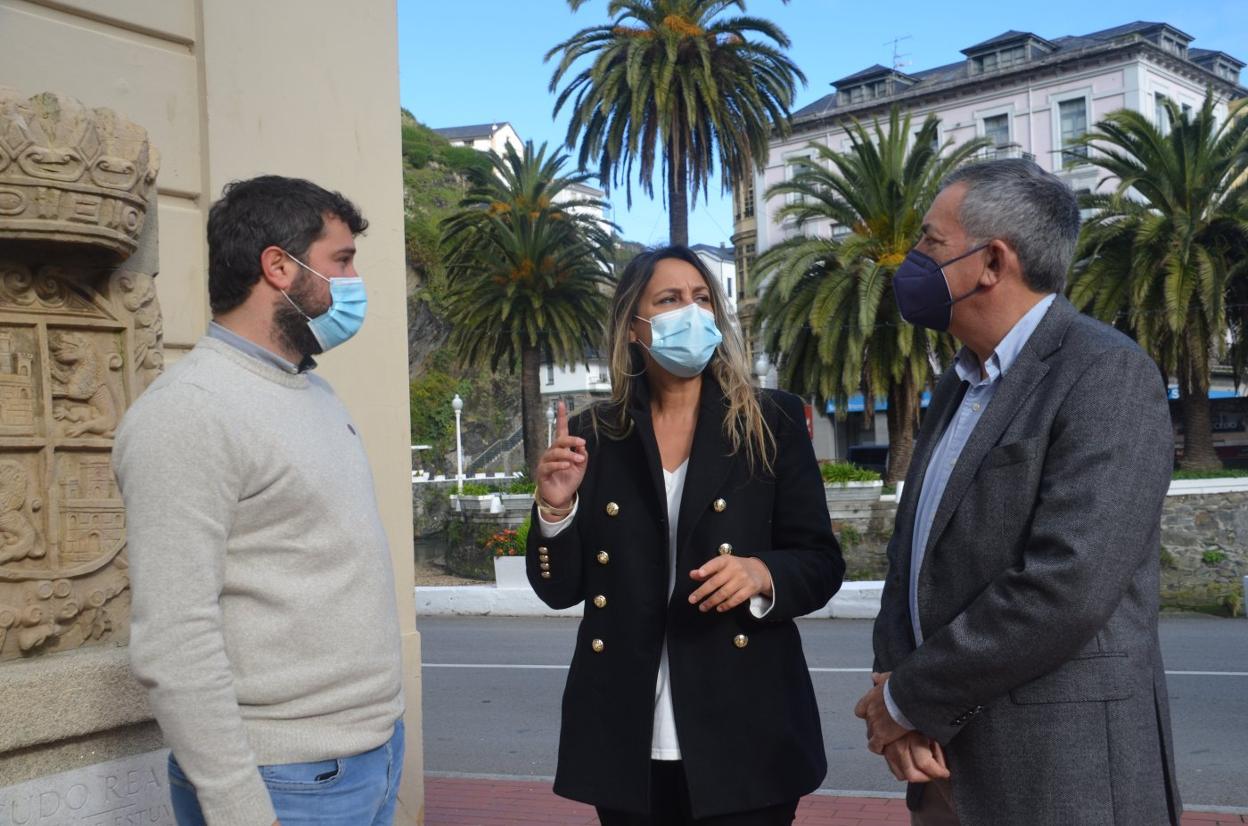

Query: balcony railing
<box><xmin>983</xmin><ymin>142</ymin><xmax>1036</xmax><ymax>162</ymax></box>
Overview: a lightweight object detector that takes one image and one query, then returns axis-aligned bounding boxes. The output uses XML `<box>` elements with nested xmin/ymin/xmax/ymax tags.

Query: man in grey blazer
<box><xmin>854</xmin><ymin>158</ymin><xmax>1181</xmax><ymax>825</ymax></box>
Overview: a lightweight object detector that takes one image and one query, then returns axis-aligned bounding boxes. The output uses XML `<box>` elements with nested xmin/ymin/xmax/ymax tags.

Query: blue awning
<box><xmin>827</xmin><ymin>391</ymin><xmax>933</xmax><ymax>414</ymax></box>
<box><xmin>1166</xmin><ymin>388</ymin><xmax>1243</xmax><ymax>401</ymax></box>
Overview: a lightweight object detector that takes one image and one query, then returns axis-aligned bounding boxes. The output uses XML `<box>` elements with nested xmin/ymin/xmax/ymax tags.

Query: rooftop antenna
<box><xmin>885</xmin><ymin>35</ymin><xmax>912</xmax><ymax>71</ymax></box>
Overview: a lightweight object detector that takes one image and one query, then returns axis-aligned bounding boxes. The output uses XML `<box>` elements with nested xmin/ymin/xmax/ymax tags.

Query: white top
<box><xmin>652</xmin><ymin>459</ymin><xmax>689</xmax><ymax>758</ymax></box>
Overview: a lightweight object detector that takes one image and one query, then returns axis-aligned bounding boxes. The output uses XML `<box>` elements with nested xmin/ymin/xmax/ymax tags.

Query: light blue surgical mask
<box><xmin>281</xmin><ymin>252</ymin><xmax>367</xmax><ymax>351</ymax></box>
<box><xmin>635</xmin><ymin>302</ymin><xmax>723</xmax><ymax>378</ymax></box>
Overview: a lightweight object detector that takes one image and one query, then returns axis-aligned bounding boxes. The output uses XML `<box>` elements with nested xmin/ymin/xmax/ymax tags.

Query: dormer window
<box><xmin>976</xmin><ymin>45</ymin><xmax>1026</xmax><ymax>73</ymax></box>
<box><xmin>962</xmin><ymin>32</ymin><xmax>1053</xmax><ymax>76</ymax></box>
<box><xmin>1160</xmin><ymin>35</ymin><xmax>1187</xmax><ymax>58</ymax></box>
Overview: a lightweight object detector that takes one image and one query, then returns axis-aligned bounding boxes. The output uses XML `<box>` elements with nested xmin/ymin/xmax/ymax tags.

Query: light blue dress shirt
<box><xmin>884</xmin><ymin>293</ymin><xmax>1056</xmax><ymax>730</ymax></box>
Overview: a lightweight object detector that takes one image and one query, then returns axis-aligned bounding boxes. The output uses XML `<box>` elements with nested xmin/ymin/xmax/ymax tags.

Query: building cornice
<box><xmin>787</xmin><ymin>39</ymin><xmax>1246</xmax><ymax>138</ymax></box>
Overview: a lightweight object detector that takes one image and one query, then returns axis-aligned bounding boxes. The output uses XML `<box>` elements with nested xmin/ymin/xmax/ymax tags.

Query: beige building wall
<box><xmin>0</xmin><ymin>0</ymin><xmax>423</xmax><ymax>820</ymax></box>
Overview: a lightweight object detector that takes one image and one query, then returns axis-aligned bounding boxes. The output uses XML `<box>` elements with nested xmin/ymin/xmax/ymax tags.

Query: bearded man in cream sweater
<box><xmin>113</xmin><ymin>176</ymin><xmax>404</xmax><ymax>826</ymax></box>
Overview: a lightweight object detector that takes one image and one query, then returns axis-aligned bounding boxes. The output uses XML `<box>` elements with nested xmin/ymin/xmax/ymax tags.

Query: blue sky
<box><xmin>399</xmin><ymin>0</ymin><xmax>1246</xmax><ymax>247</ymax></box>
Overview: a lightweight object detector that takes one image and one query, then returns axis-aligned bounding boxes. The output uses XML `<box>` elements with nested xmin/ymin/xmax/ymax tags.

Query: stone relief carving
<box><xmin>0</xmin><ymin>89</ymin><xmax>159</xmax><ymax>260</ymax></box>
<box><xmin>114</xmin><ymin>270</ymin><xmax>164</xmax><ymax>392</ymax></box>
<box><xmin>50</xmin><ymin>330</ymin><xmax>123</xmax><ymax>438</ymax></box>
<box><xmin>0</xmin><ymin>90</ymin><xmax>162</xmax><ymax>661</ymax></box>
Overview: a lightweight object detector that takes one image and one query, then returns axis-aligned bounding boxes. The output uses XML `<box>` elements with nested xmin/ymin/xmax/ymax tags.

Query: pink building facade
<box><xmin>738</xmin><ymin>22</ymin><xmax>1246</xmax><ymax>264</ymax></box>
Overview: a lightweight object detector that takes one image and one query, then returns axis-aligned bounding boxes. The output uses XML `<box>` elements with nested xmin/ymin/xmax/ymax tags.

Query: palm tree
<box><xmin>753</xmin><ymin>110</ymin><xmax>990</xmax><ymax>483</ymax></box>
<box><xmin>1069</xmin><ymin>92</ymin><xmax>1248</xmax><ymax>470</ymax></box>
<box><xmin>548</xmin><ymin>0</ymin><xmax>803</xmax><ymax>246</ymax></box>
<box><xmin>440</xmin><ymin>141</ymin><xmax>616</xmax><ymax>477</ymax></box>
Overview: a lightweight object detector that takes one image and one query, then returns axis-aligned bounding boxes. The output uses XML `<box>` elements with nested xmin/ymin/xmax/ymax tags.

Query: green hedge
<box><xmin>820</xmin><ymin>462</ymin><xmax>882</xmax><ymax>484</ymax></box>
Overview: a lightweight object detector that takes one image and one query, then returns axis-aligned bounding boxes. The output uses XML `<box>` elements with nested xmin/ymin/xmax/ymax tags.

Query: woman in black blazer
<box><xmin>528</xmin><ymin>245</ymin><xmax>844</xmax><ymax>825</ymax></box>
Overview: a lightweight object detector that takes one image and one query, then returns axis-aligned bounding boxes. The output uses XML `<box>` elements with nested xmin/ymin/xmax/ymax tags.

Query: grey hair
<box><xmin>942</xmin><ymin>158</ymin><xmax>1080</xmax><ymax>293</ymax></box>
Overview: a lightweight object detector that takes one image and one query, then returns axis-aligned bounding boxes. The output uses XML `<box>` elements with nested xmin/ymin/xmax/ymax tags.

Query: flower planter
<box><xmin>450</xmin><ymin>493</ymin><xmax>502</xmax><ymax>513</ymax></box>
<box><xmin>824</xmin><ymin>481</ymin><xmax>884</xmax><ymax>504</ymax></box>
<box><xmin>498</xmin><ymin>493</ymin><xmax>534</xmax><ymax>518</ymax></box>
<box><xmin>493</xmin><ymin>555</ymin><xmax>528</xmax><ymax>589</ymax></box>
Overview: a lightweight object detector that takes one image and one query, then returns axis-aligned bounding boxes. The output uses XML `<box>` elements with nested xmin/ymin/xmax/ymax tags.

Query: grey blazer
<box><xmin>873</xmin><ymin>296</ymin><xmax>1181</xmax><ymax>826</ymax></box>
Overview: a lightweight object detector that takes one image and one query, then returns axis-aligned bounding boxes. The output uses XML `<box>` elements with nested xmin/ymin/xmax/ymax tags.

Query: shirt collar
<box><xmin>207</xmin><ymin>322</ymin><xmax>317</xmax><ymax>374</ymax></box>
<box><xmin>954</xmin><ymin>293</ymin><xmax>1057</xmax><ymax>386</ymax></box>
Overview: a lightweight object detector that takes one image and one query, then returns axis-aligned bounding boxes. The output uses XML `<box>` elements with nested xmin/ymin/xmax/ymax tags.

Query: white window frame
<box><xmin>1049</xmin><ymin>88</ymin><xmax>1092</xmax><ymax>170</ymax></box>
<box><xmin>975</xmin><ymin>103</ymin><xmax>1015</xmax><ymax>155</ymax></box>
<box><xmin>783</xmin><ymin>150</ymin><xmax>815</xmax><ymax>208</ymax></box>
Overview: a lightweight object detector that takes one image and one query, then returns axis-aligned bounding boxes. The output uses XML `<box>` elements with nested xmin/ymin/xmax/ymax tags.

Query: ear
<box><xmin>628</xmin><ymin>314</ymin><xmax>642</xmax><ymax>343</ymax></box>
<box><xmin>979</xmin><ymin>239</ymin><xmax>1015</xmax><ymax>289</ymax></box>
<box><xmin>259</xmin><ymin>246</ymin><xmax>300</xmax><ymax>291</ymax></box>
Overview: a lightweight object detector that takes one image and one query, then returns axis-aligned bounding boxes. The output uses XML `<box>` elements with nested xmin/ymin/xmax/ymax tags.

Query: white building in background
<box><xmin>737</xmin><ymin>20</ymin><xmax>1247</xmax><ymax>462</ymax></box>
<box><xmin>560</xmin><ymin>180</ymin><xmax>613</xmax><ymax>239</ymax></box>
<box><xmin>690</xmin><ymin>244</ymin><xmax>738</xmax><ymax>314</ymax></box>
<box><xmin>431</xmin><ymin>121</ymin><xmax>523</xmax><ymax>158</ymax></box>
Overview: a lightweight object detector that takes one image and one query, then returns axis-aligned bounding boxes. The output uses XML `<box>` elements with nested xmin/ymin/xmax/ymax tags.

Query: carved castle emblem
<box><xmin>0</xmin><ymin>280</ymin><xmax>134</xmax><ymax>659</ymax></box>
<box><xmin>0</xmin><ymin>91</ymin><xmax>161</xmax><ymax>660</ymax></box>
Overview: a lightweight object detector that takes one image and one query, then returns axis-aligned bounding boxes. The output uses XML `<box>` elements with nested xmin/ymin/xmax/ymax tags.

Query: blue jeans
<box><xmin>168</xmin><ymin>719</ymin><xmax>405</xmax><ymax>826</ymax></box>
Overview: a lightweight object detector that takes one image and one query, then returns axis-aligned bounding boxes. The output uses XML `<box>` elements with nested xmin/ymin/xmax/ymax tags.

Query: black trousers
<box><xmin>596</xmin><ymin>760</ymin><xmax>799</xmax><ymax>826</ymax></box>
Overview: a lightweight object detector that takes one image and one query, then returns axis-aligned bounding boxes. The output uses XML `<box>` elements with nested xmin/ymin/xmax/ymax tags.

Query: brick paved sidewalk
<box><xmin>424</xmin><ymin>776</ymin><xmax>1248</xmax><ymax>825</ymax></box>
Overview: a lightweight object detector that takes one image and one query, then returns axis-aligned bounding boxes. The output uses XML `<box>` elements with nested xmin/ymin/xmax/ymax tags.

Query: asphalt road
<box><xmin>419</xmin><ymin>615</ymin><xmax>1248</xmax><ymax>808</ymax></box>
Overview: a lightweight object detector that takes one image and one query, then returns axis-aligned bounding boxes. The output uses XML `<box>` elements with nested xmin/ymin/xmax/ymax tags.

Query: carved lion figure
<box><xmin>50</xmin><ymin>332</ymin><xmax>118</xmax><ymax>438</ymax></box>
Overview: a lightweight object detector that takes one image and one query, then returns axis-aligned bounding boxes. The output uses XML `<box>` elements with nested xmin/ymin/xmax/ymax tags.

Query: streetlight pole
<box><xmin>452</xmin><ymin>394</ymin><xmax>464</xmax><ymax>494</ymax></box>
<box><xmin>546</xmin><ymin>402</ymin><xmax>555</xmax><ymax>447</ymax></box>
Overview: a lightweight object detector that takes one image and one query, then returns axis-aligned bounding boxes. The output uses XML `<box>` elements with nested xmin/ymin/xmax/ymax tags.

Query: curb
<box><xmin>415</xmin><ymin>580</ymin><xmax>883</xmax><ymax>619</ymax></box>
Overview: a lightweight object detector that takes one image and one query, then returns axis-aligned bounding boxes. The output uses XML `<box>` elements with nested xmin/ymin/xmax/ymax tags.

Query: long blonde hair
<box><xmin>592</xmin><ymin>245</ymin><xmax>776</xmax><ymax>475</ymax></box>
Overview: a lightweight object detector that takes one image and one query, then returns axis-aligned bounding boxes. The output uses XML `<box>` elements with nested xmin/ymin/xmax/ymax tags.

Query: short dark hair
<box><xmin>206</xmin><ymin>175</ymin><xmax>368</xmax><ymax>314</ymax></box>
<box><xmin>942</xmin><ymin>158</ymin><xmax>1080</xmax><ymax>293</ymax></box>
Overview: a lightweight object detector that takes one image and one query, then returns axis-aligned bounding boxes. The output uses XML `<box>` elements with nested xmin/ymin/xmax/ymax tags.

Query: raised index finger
<box><xmin>556</xmin><ymin>400</ymin><xmax>570</xmax><ymax>440</ymax></box>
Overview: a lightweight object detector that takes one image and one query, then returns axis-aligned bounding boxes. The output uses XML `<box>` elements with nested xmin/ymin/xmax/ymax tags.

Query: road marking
<box><xmin>424</xmin><ymin>664</ymin><xmax>1248</xmax><ymax>677</ymax></box>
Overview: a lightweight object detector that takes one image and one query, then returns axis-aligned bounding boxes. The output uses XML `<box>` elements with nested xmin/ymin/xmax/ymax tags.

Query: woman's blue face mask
<box><xmin>635</xmin><ymin>302</ymin><xmax>723</xmax><ymax>378</ymax></box>
<box><xmin>892</xmin><ymin>243</ymin><xmax>989</xmax><ymax>331</ymax></box>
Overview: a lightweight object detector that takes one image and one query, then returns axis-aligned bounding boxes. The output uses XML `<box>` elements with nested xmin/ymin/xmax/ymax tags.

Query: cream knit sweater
<box><xmin>113</xmin><ymin>337</ymin><xmax>403</xmax><ymax>826</ymax></box>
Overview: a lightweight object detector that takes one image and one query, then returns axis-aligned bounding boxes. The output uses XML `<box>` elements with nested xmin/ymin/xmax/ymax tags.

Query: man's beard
<box><xmin>273</xmin><ymin>271</ymin><xmax>325</xmax><ymax>358</ymax></box>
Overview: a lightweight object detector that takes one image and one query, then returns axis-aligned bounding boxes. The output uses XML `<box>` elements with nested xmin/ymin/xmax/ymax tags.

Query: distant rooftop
<box><xmin>791</xmin><ymin>20</ymin><xmax>1245</xmax><ymax>127</ymax></box>
<box><xmin>690</xmin><ymin>243</ymin><xmax>734</xmax><ymax>262</ymax></box>
<box><xmin>431</xmin><ymin>122</ymin><xmax>513</xmax><ymax>141</ymax></box>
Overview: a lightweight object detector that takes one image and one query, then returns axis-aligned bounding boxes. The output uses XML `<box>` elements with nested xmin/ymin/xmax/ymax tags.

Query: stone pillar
<box><xmin>0</xmin><ymin>89</ymin><xmax>172</xmax><ymax>821</ymax></box>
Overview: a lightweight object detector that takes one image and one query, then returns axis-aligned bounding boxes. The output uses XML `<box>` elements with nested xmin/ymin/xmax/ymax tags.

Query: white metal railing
<box><xmin>412</xmin><ymin>470</ymin><xmax>524</xmax><ymax>485</ymax></box>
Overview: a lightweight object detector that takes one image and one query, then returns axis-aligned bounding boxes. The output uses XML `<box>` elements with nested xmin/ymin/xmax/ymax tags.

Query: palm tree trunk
<box><xmin>520</xmin><ymin>345</ymin><xmax>545</xmax><ymax>479</ymax></box>
<box><xmin>668</xmin><ymin>138</ymin><xmax>688</xmax><ymax>247</ymax></box>
<box><xmin>1178</xmin><ymin>348</ymin><xmax>1220</xmax><ymax>470</ymax></box>
<box><xmin>884</xmin><ymin>373</ymin><xmax>920</xmax><ymax>485</ymax></box>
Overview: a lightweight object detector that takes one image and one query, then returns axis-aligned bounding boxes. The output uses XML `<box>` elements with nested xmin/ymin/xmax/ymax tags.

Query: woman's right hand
<box><xmin>536</xmin><ymin>401</ymin><xmax>588</xmax><ymax>510</ymax></box>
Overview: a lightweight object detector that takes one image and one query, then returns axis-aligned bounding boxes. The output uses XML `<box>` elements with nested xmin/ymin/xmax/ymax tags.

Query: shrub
<box><xmin>401</xmin><ymin>123</ymin><xmax>435</xmax><ymax>168</ymax></box>
<box><xmin>1201</xmin><ymin>549</ymin><xmax>1227</xmax><ymax>565</ymax></box>
<box><xmin>459</xmin><ymin>482</ymin><xmax>494</xmax><ymax>495</ymax></box>
<box><xmin>820</xmin><ymin>462</ymin><xmax>882</xmax><ymax>484</ymax></box>
<box><xmin>441</xmin><ymin>145</ymin><xmax>494</xmax><ymax>180</ymax></box>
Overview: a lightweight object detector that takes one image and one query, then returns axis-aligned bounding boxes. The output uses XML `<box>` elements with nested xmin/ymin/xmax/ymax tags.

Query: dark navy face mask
<box><xmin>892</xmin><ymin>243</ymin><xmax>989</xmax><ymax>331</ymax></box>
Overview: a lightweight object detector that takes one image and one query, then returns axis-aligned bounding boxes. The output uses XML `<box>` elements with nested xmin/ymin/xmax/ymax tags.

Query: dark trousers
<box><xmin>596</xmin><ymin>760</ymin><xmax>799</xmax><ymax>826</ymax></box>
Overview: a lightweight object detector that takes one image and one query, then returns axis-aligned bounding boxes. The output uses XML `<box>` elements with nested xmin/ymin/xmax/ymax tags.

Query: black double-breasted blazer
<box><xmin>527</xmin><ymin>375</ymin><xmax>844</xmax><ymax>817</ymax></box>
